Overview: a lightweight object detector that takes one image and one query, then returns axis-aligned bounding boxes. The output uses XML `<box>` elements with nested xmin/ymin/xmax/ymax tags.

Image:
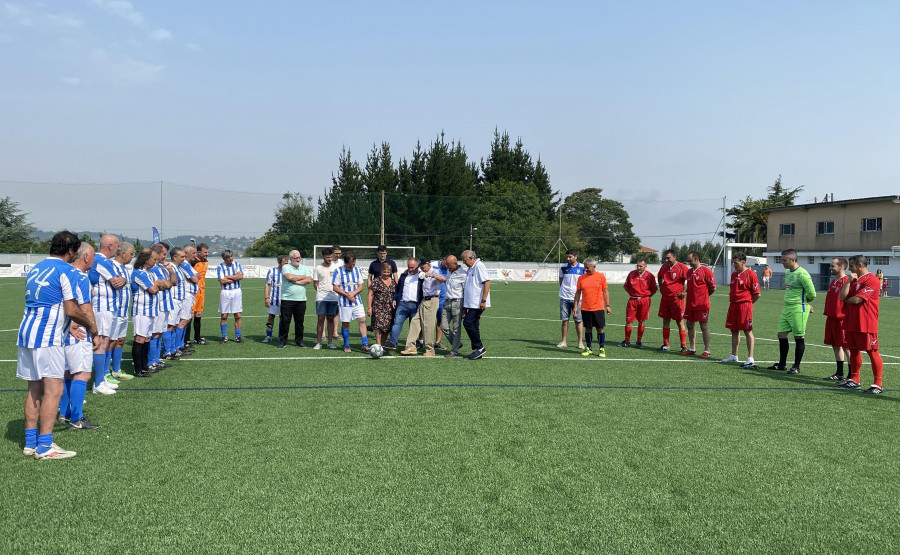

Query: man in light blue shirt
<box><xmin>279</xmin><ymin>250</ymin><xmax>313</xmax><ymax>348</ymax></box>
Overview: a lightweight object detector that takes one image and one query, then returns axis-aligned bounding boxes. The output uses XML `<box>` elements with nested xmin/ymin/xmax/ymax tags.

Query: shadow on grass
<box><xmin>5</xmin><ymin>418</ymin><xmax>24</xmax><ymax>448</ymax></box>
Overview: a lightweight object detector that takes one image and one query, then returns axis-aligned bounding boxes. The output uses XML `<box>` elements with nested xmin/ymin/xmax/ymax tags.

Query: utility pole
<box><xmin>469</xmin><ymin>225</ymin><xmax>477</xmax><ymax>251</ymax></box>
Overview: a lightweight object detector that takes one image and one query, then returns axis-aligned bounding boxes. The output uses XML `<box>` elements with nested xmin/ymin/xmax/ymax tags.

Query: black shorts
<box><xmin>582</xmin><ymin>310</ymin><xmax>606</xmax><ymax>329</ymax></box>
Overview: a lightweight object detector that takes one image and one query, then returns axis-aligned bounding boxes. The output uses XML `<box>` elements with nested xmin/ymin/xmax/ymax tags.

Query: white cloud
<box><xmin>149</xmin><ymin>27</ymin><xmax>171</xmax><ymax>41</ymax></box>
<box><xmin>2</xmin><ymin>2</ymin><xmax>34</xmax><ymax>26</ymax></box>
<box><xmin>61</xmin><ymin>77</ymin><xmax>81</xmax><ymax>85</ymax></box>
<box><xmin>185</xmin><ymin>42</ymin><xmax>200</xmax><ymax>51</ymax></box>
<box><xmin>91</xmin><ymin>0</ymin><xmax>144</xmax><ymax>27</ymax></box>
<box><xmin>46</xmin><ymin>12</ymin><xmax>83</xmax><ymax>28</ymax></box>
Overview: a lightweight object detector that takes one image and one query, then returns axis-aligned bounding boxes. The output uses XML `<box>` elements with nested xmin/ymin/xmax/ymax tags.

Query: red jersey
<box><xmin>657</xmin><ymin>262</ymin><xmax>689</xmax><ymax>298</ymax></box>
<box><xmin>686</xmin><ymin>265</ymin><xmax>715</xmax><ymax>310</ymax></box>
<box><xmin>844</xmin><ymin>272</ymin><xmax>880</xmax><ymax>333</ymax></box>
<box><xmin>624</xmin><ymin>269</ymin><xmax>658</xmax><ymax>298</ymax></box>
<box><xmin>729</xmin><ymin>269</ymin><xmax>759</xmax><ymax>303</ymax></box>
<box><xmin>823</xmin><ymin>275</ymin><xmax>848</xmax><ymax>319</ymax></box>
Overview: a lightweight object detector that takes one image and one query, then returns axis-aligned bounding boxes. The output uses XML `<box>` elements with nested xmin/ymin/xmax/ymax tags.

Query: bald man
<box><xmin>89</xmin><ymin>234</ymin><xmax>127</xmax><ymax>391</ymax></box>
<box><xmin>439</xmin><ymin>255</ymin><xmax>468</xmax><ymax>357</ymax></box>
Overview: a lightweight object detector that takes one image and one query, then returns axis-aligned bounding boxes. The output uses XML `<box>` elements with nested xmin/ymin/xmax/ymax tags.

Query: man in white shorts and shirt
<box><xmin>332</xmin><ymin>252</ymin><xmax>370</xmax><ymax>353</ymax></box>
<box><xmin>109</xmin><ymin>242</ymin><xmax>135</xmax><ymax>379</ymax></box>
<box><xmin>217</xmin><ymin>249</ymin><xmax>244</xmax><ymax>343</ymax></box>
<box><xmin>263</xmin><ymin>255</ymin><xmax>287</xmax><ymax>343</ymax></box>
<box><xmin>89</xmin><ymin>234</ymin><xmax>127</xmax><ymax>392</ymax></box>
<box><xmin>176</xmin><ymin>245</ymin><xmax>200</xmax><ymax>354</ymax></box>
<box><xmin>313</xmin><ymin>247</ymin><xmax>340</xmax><ymax>349</ymax></box>
<box><xmin>17</xmin><ymin>230</ymin><xmax>98</xmax><ymax>460</ymax></box>
<box><xmin>149</xmin><ymin>243</ymin><xmax>175</xmax><ymax>369</ymax></box>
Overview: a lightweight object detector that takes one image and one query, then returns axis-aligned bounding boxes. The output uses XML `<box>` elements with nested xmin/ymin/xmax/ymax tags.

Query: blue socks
<box><xmin>36</xmin><ymin>433</ymin><xmax>53</xmax><ymax>455</ymax></box>
<box><xmin>149</xmin><ymin>337</ymin><xmax>160</xmax><ymax>365</ymax></box>
<box><xmin>25</xmin><ymin>427</ymin><xmax>37</xmax><ymax>450</ymax></box>
<box><xmin>175</xmin><ymin>327</ymin><xmax>186</xmax><ymax>350</ymax></box>
<box><xmin>111</xmin><ymin>348</ymin><xmax>123</xmax><ymax>372</ymax></box>
<box><xmin>599</xmin><ymin>332</ymin><xmax>605</xmax><ymax>348</ymax></box>
<box><xmin>59</xmin><ymin>378</ymin><xmax>73</xmax><ymax>419</ymax></box>
<box><xmin>235</xmin><ymin>328</ymin><xmax>242</xmax><ymax>338</ymax></box>
<box><xmin>361</xmin><ymin>335</ymin><xmax>369</xmax><ymax>347</ymax></box>
<box><xmin>93</xmin><ymin>353</ymin><xmax>107</xmax><ymax>388</ymax></box>
<box><xmin>585</xmin><ymin>331</ymin><xmax>593</xmax><ymax>350</ymax></box>
<box><xmin>342</xmin><ymin>328</ymin><xmax>350</xmax><ymax>349</ymax></box>
<box><xmin>69</xmin><ymin>380</ymin><xmax>87</xmax><ymax>422</ymax></box>
<box><xmin>221</xmin><ymin>324</ymin><xmax>227</xmax><ymax>338</ymax></box>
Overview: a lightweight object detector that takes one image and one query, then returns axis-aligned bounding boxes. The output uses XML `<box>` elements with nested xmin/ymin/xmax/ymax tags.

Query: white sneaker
<box><xmin>556</xmin><ymin>342</ymin><xmax>568</xmax><ymax>348</ymax></box>
<box><xmin>34</xmin><ymin>442</ymin><xmax>77</xmax><ymax>460</ymax></box>
<box><xmin>326</xmin><ymin>343</ymin><xmax>337</xmax><ymax>350</ymax></box>
<box><xmin>720</xmin><ymin>354</ymin><xmax>739</xmax><ymax>363</ymax></box>
<box><xmin>313</xmin><ymin>343</ymin><xmax>322</xmax><ymax>350</ymax></box>
<box><xmin>105</xmin><ymin>381</ymin><xmax>119</xmax><ymax>389</ymax></box>
<box><xmin>578</xmin><ymin>343</ymin><xmax>585</xmax><ymax>350</ymax></box>
<box><xmin>92</xmin><ymin>382</ymin><xmax>116</xmax><ymax>395</ymax></box>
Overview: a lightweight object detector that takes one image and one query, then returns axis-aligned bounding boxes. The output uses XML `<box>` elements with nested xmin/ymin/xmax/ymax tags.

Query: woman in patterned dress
<box><xmin>366</xmin><ymin>262</ymin><xmax>396</xmax><ymax>346</ymax></box>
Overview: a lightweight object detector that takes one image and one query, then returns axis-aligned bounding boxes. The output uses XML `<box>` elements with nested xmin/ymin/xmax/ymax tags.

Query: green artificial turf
<box><xmin>1</xmin><ymin>278</ymin><xmax>898</xmax><ymax>553</ymax></box>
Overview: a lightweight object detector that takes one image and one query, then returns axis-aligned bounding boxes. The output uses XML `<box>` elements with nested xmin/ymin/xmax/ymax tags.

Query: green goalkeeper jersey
<box><xmin>783</xmin><ymin>266</ymin><xmax>816</xmax><ymax>307</ymax></box>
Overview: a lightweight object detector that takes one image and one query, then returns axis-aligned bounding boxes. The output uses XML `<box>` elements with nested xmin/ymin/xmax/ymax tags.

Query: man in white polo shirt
<box><xmin>461</xmin><ymin>250</ymin><xmax>491</xmax><ymax>360</ymax></box>
<box><xmin>402</xmin><ymin>259</ymin><xmax>447</xmax><ymax>357</ymax></box>
<box><xmin>313</xmin><ymin>247</ymin><xmax>340</xmax><ymax>349</ymax></box>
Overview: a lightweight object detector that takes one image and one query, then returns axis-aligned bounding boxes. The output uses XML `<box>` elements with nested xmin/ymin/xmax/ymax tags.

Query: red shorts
<box><xmin>625</xmin><ymin>297</ymin><xmax>651</xmax><ymax>322</ymax></box>
<box><xmin>725</xmin><ymin>302</ymin><xmax>753</xmax><ymax>331</ymax></box>
<box><xmin>823</xmin><ymin>316</ymin><xmax>845</xmax><ymax>347</ymax></box>
<box><xmin>657</xmin><ymin>296</ymin><xmax>684</xmax><ymax>321</ymax></box>
<box><xmin>684</xmin><ymin>307</ymin><xmax>709</xmax><ymax>323</ymax></box>
<box><xmin>844</xmin><ymin>332</ymin><xmax>878</xmax><ymax>352</ymax></box>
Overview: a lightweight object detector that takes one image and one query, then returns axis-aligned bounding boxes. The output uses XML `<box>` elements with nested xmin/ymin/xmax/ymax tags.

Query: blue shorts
<box><xmin>560</xmin><ymin>298</ymin><xmax>583</xmax><ymax>323</ymax></box>
<box><xmin>315</xmin><ymin>301</ymin><xmax>339</xmax><ymax>316</ymax></box>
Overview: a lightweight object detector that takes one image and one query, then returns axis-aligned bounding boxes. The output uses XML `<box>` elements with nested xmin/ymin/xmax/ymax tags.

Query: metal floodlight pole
<box><xmin>469</xmin><ymin>225</ymin><xmax>477</xmax><ymax>251</ymax></box>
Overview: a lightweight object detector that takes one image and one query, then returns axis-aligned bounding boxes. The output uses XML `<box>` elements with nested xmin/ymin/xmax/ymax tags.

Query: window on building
<box><xmin>807</xmin><ymin>256</ymin><xmax>815</xmax><ymax>264</ymax></box>
<box><xmin>861</xmin><ymin>217</ymin><xmax>883</xmax><ymax>232</ymax></box>
<box><xmin>872</xmin><ymin>256</ymin><xmax>889</xmax><ymax>265</ymax></box>
<box><xmin>779</xmin><ymin>223</ymin><xmax>795</xmax><ymax>236</ymax></box>
<box><xmin>816</xmin><ymin>221</ymin><xmax>834</xmax><ymax>235</ymax></box>
<box><xmin>774</xmin><ymin>256</ymin><xmax>782</xmax><ymax>264</ymax></box>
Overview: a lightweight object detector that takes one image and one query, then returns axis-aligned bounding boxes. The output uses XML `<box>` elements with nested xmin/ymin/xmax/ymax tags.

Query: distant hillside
<box><xmin>32</xmin><ymin>230</ymin><xmax>256</xmax><ymax>256</ymax></box>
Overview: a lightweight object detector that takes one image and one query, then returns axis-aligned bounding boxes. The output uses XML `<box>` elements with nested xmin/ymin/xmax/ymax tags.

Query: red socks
<box><xmin>662</xmin><ymin>327</ymin><xmax>670</xmax><ymax>346</ymax></box>
<box><xmin>850</xmin><ymin>350</ymin><xmax>863</xmax><ymax>383</ymax></box>
<box><xmin>637</xmin><ymin>324</ymin><xmax>645</xmax><ymax>341</ymax></box>
<box><xmin>679</xmin><ymin>329</ymin><xmax>687</xmax><ymax>348</ymax></box>
<box><xmin>871</xmin><ymin>350</ymin><xmax>884</xmax><ymax>387</ymax></box>
<box><xmin>625</xmin><ymin>325</ymin><xmax>633</xmax><ymax>343</ymax></box>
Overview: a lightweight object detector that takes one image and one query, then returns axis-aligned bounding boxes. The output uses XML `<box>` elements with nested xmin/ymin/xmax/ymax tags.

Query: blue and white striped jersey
<box><xmin>172</xmin><ymin>264</ymin><xmax>187</xmax><ymax>301</ymax></box>
<box><xmin>90</xmin><ymin>253</ymin><xmax>119</xmax><ymax>312</ymax></box>
<box><xmin>217</xmin><ymin>262</ymin><xmax>243</xmax><ymax>290</ymax></box>
<box><xmin>64</xmin><ymin>270</ymin><xmax>92</xmax><ymax>346</ymax></box>
<box><xmin>112</xmin><ymin>260</ymin><xmax>132</xmax><ymax>318</ymax></box>
<box><xmin>266</xmin><ymin>267</ymin><xmax>282</xmax><ymax>306</ymax></box>
<box><xmin>131</xmin><ymin>269</ymin><xmax>159</xmax><ymax>317</ymax></box>
<box><xmin>17</xmin><ymin>257</ymin><xmax>78</xmax><ymax>348</ymax></box>
<box><xmin>152</xmin><ymin>263</ymin><xmax>175</xmax><ymax>311</ymax></box>
<box><xmin>180</xmin><ymin>261</ymin><xmax>198</xmax><ymax>295</ymax></box>
<box><xmin>332</xmin><ymin>266</ymin><xmax>363</xmax><ymax>307</ymax></box>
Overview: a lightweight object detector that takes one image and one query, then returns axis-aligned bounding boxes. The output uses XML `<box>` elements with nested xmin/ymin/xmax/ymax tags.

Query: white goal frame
<box><xmin>311</xmin><ymin>245</ymin><xmax>416</xmax><ymax>263</ymax></box>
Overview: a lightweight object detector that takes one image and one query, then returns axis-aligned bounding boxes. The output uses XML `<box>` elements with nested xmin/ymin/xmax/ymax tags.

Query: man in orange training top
<box><xmin>573</xmin><ymin>258</ymin><xmax>611</xmax><ymax>358</ymax></box>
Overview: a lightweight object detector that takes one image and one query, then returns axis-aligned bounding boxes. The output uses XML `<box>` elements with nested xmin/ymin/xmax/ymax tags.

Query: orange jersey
<box><xmin>193</xmin><ymin>260</ymin><xmax>209</xmax><ymax>291</ymax></box>
<box><xmin>576</xmin><ymin>272</ymin><xmax>608</xmax><ymax>311</ymax></box>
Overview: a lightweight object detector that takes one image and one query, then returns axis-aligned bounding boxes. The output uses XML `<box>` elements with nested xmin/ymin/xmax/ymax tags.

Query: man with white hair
<box><xmin>263</xmin><ymin>255</ymin><xmax>287</xmax><ymax>343</ymax></box>
<box><xmin>279</xmin><ymin>250</ymin><xmax>313</xmax><ymax>348</ymax></box>
<box><xmin>461</xmin><ymin>250</ymin><xmax>491</xmax><ymax>360</ymax></box>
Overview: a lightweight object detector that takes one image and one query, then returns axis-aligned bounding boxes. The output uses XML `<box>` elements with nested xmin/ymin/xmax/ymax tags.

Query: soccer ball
<box><xmin>369</xmin><ymin>344</ymin><xmax>384</xmax><ymax>359</ymax></box>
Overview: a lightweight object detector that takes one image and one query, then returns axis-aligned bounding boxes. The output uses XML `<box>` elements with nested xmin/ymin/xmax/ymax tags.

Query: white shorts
<box><xmin>153</xmin><ymin>312</ymin><xmax>168</xmax><ymax>334</ymax></box>
<box><xmin>95</xmin><ymin>311</ymin><xmax>115</xmax><ymax>337</ymax></box>
<box><xmin>134</xmin><ymin>315</ymin><xmax>153</xmax><ymax>338</ymax></box>
<box><xmin>180</xmin><ymin>293</ymin><xmax>195</xmax><ymax>321</ymax></box>
<box><xmin>64</xmin><ymin>341</ymin><xmax>93</xmax><ymax>374</ymax></box>
<box><xmin>113</xmin><ymin>315</ymin><xmax>129</xmax><ymax>340</ymax></box>
<box><xmin>167</xmin><ymin>299</ymin><xmax>183</xmax><ymax>326</ymax></box>
<box><xmin>267</xmin><ymin>302</ymin><xmax>280</xmax><ymax>316</ymax></box>
<box><xmin>339</xmin><ymin>303</ymin><xmax>365</xmax><ymax>322</ymax></box>
<box><xmin>17</xmin><ymin>345</ymin><xmax>66</xmax><ymax>381</ymax></box>
<box><xmin>219</xmin><ymin>289</ymin><xmax>243</xmax><ymax>314</ymax></box>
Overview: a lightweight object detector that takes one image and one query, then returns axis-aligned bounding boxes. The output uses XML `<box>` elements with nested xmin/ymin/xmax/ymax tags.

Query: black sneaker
<box><xmin>823</xmin><ymin>374</ymin><xmax>843</xmax><ymax>381</ymax></box>
<box><xmin>196</xmin><ymin>338</ymin><xmax>208</xmax><ymax>346</ymax></box>
<box><xmin>134</xmin><ymin>371</ymin><xmax>151</xmax><ymax>378</ymax></box>
<box><xmin>657</xmin><ymin>345</ymin><xmax>670</xmax><ymax>352</ymax></box>
<box><xmin>278</xmin><ymin>342</ymin><xmax>286</xmax><ymax>349</ymax></box>
<box><xmin>68</xmin><ymin>416</ymin><xmax>101</xmax><ymax>430</ymax></box>
<box><xmin>234</xmin><ymin>337</ymin><xmax>244</xmax><ymax>344</ymax></box>
<box><xmin>416</xmin><ymin>340</ymin><xmax>424</xmax><ymax>349</ymax></box>
<box><xmin>466</xmin><ymin>348</ymin><xmax>485</xmax><ymax>360</ymax></box>
<box><xmin>617</xmin><ymin>341</ymin><xmax>630</xmax><ymax>348</ymax></box>
<box><xmin>767</xmin><ymin>364</ymin><xmax>786</xmax><ymax>370</ymax></box>
<box><xmin>185</xmin><ymin>340</ymin><xmax>194</xmax><ymax>347</ymax></box>
<box><xmin>679</xmin><ymin>347</ymin><xmax>689</xmax><ymax>354</ymax></box>
<box><xmin>841</xmin><ymin>379</ymin><xmax>860</xmax><ymax>389</ymax></box>
<box><xmin>635</xmin><ymin>341</ymin><xmax>643</xmax><ymax>349</ymax></box>
<box><xmin>787</xmin><ymin>367</ymin><xmax>800</xmax><ymax>375</ymax></box>
<box><xmin>295</xmin><ymin>340</ymin><xmax>306</xmax><ymax>348</ymax></box>
<box><xmin>863</xmin><ymin>385</ymin><xmax>883</xmax><ymax>394</ymax></box>
<box><xmin>220</xmin><ymin>337</ymin><xmax>228</xmax><ymax>344</ymax></box>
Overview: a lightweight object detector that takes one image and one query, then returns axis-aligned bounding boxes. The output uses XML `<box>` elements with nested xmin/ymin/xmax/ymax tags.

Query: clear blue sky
<box><xmin>2</xmin><ymin>1</ymin><xmax>899</xmax><ymax>247</ymax></box>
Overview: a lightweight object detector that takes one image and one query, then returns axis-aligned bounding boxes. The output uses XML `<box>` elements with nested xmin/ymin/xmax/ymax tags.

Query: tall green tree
<box><xmin>563</xmin><ymin>188</ymin><xmax>639</xmax><ymax>261</ymax></box>
<box><xmin>0</xmin><ymin>196</ymin><xmax>37</xmax><ymax>252</ymax></box>
<box><xmin>247</xmin><ymin>192</ymin><xmax>317</xmax><ymax>256</ymax></box>
<box><xmin>726</xmin><ymin>175</ymin><xmax>804</xmax><ymax>245</ymax></box>
<box><xmin>481</xmin><ymin>129</ymin><xmax>558</xmax><ymax>220</ymax></box>
<box><xmin>471</xmin><ymin>180</ymin><xmax>553</xmax><ymax>261</ymax></box>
